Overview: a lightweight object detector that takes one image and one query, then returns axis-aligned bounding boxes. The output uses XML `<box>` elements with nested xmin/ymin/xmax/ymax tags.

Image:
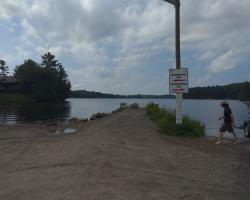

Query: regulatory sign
<box><xmin>169</xmin><ymin>68</ymin><xmax>189</xmax><ymax>94</ymax></box>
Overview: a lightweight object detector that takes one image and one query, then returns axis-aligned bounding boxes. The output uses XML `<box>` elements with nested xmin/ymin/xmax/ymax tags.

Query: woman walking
<box><xmin>215</xmin><ymin>101</ymin><xmax>240</xmax><ymax>144</ymax></box>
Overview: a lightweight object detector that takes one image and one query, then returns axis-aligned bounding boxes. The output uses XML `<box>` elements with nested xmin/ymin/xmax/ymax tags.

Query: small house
<box><xmin>0</xmin><ymin>76</ymin><xmax>19</xmax><ymax>92</ymax></box>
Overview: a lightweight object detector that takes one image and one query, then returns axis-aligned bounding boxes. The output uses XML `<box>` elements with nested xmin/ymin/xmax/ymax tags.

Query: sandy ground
<box><xmin>0</xmin><ymin>109</ymin><xmax>249</xmax><ymax>200</ymax></box>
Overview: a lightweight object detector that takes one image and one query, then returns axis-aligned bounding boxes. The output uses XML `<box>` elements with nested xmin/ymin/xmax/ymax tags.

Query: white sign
<box><xmin>169</xmin><ymin>68</ymin><xmax>189</xmax><ymax>94</ymax></box>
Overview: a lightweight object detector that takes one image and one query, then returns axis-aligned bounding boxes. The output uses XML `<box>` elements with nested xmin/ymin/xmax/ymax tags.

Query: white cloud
<box><xmin>192</xmin><ymin>74</ymin><xmax>212</xmax><ymax>87</ymax></box>
<box><xmin>0</xmin><ymin>0</ymin><xmax>20</xmax><ymax>20</ymax></box>
<box><xmin>0</xmin><ymin>0</ymin><xmax>250</xmax><ymax>93</ymax></box>
<box><xmin>209</xmin><ymin>50</ymin><xmax>238</xmax><ymax>73</ymax></box>
<box><xmin>199</xmin><ymin>50</ymin><xmax>216</xmax><ymax>61</ymax></box>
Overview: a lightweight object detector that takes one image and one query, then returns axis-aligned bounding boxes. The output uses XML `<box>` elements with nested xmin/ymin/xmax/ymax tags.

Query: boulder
<box><xmin>55</xmin><ymin>128</ymin><xmax>64</xmax><ymax>135</ymax></box>
<box><xmin>69</xmin><ymin>117</ymin><xmax>79</xmax><ymax>123</ymax></box>
<box><xmin>90</xmin><ymin>114</ymin><xmax>97</xmax><ymax>121</ymax></box>
<box><xmin>128</xmin><ymin>103</ymin><xmax>139</xmax><ymax>109</ymax></box>
<box><xmin>69</xmin><ymin>117</ymin><xmax>89</xmax><ymax>123</ymax></box>
<box><xmin>96</xmin><ymin>112</ymin><xmax>109</xmax><ymax>118</ymax></box>
<box><xmin>79</xmin><ymin>118</ymin><xmax>88</xmax><ymax>122</ymax></box>
<box><xmin>90</xmin><ymin>112</ymin><xmax>109</xmax><ymax>120</ymax></box>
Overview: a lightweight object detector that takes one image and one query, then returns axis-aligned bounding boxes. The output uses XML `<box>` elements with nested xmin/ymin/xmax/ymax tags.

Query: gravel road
<box><xmin>0</xmin><ymin>109</ymin><xmax>249</xmax><ymax>200</ymax></box>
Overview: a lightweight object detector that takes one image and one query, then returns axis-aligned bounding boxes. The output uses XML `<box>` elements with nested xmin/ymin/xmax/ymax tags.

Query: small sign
<box><xmin>169</xmin><ymin>68</ymin><xmax>189</xmax><ymax>94</ymax></box>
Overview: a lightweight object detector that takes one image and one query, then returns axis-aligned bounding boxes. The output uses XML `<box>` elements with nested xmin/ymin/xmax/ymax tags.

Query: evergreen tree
<box><xmin>41</xmin><ymin>52</ymin><xmax>59</xmax><ymax>72</ymax></box>
<box><xmin>14</xmin><ymin>53</ymin><xmax>71</xmax><ymax>102</ymax></box>
<box><xmin>14</xmin><ymin>59</ymin><xmax>40</xmax><ymax>94</ymax></box>
<box><xmin>39</xmin><ymin>52</ymin><xmax>71</xmax><ymax>102</ymax></box>
<box><xmin>0</xmin><ymin>59</ymin><xmax>9</xmax><ymax>78</ymax></box>
<box><xmin>184</xmin><ymin>82</ymin><xmax>250</xmax><ymax>101</ymax></box>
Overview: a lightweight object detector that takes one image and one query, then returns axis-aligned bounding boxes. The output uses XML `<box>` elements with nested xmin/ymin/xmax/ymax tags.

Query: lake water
<box><xmin>0</xmin><ymin>98</ymin><xmax>249</xmax><ymax>138</ymax></box>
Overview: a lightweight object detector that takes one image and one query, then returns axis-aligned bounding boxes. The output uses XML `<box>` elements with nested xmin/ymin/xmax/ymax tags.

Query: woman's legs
<box><xmin>215</xmin><ymin>131</ymin><xmax>224</xmax><ymax>144</ymax></box>
<box><xmin>231</xmin><ymin>130</ymin><xmax>240</xmax><ymax>144</ymax></box>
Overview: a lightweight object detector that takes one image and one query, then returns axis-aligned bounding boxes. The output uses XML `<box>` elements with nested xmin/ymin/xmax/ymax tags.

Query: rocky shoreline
<box><xmin>41</xmin><ymin>103</ymin><xmax>140</xmax><ymax>126</ymax></box>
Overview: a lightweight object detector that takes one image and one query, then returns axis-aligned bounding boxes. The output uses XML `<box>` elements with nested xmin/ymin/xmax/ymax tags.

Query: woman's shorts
<box><xmin>219</xmin><ymin>123</ymin><xmax>234</xmax><ymax>132</ymax></box>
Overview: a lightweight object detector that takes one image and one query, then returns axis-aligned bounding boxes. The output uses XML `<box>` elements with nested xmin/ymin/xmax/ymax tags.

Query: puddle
<box><xmin>64</xmin><ymin>128</ymin><xmax>76</xmax><ymax>134</ymax></box>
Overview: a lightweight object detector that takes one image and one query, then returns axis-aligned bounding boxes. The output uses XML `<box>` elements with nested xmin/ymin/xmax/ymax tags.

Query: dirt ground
<box><xmin>0</xmin><ymin>109</ymin><xmax>249</xmax><ymax>200</ymax></box>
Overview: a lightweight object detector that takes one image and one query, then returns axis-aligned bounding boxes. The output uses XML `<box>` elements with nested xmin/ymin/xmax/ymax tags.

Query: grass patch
<box><xmin>120</xmin><ymin>102</ymin><xmax>128</xmax><ymax>109</ymax></box>
<box><xmin>146</xmin><ymin>103</ymin><xmax>205</xmax><ymax>137</ymax></box>
<box><xmin>0</xmin><ymin>93</ymin><xmax>34</xmax><ymax>103</ymax></box>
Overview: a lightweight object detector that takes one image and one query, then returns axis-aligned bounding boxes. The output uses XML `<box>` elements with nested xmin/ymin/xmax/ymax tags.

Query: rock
<box><xmin>96</xmin><ymin>112</ymin><xmax>108</xmax><ymax>118</ymax></box>
<box><xmin>90</xmin><ymin>112</ymin><xmax>109</xmax><ymax>120</ymax></box>
<box><xmin>95</xmin><ymin>113</ymin><xmax>102</xmax><ymax>118</ymax></box>
<box><xmin>79</xmin><ymin>118</ymin><xmax>88</xmax><ymax>122</ymax></box>
<box><xmin>90</xmin><ymin>114</ymin><xmax>97</xmax><ymax>121</ymax></box>
<box><xmin>69</xmin><ymin>117</ymin><xmax>78</xmax><ymax>123</ymax></box>
<box><xmin>128</xmin><ymin>103</ymin><xmax>139</xmax><ymax>109</ymax></box>
<box><xmin>69</xmin><ymin>117</ymin><xmax>88</xmax><ymax>123</ymax></box>
<box><xmin>112</xmin><ymin>107</ymin><xmax>124</xmax><ymax>114</ymax></box>
<box><xmin>55</xmin><ymin>128</ymin><xmax>64</xmax><ymax>135</ymax></box>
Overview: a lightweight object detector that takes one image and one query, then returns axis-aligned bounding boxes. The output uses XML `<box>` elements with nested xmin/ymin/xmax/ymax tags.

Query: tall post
<box><xmin>175</xmin><ymin>0</ymin><xmax>182</xmax><ymax>124</ymax></box>
<box><xmin>175</xmin><ymin>0</ymin><xmax>181</xmax><ymax>69</ymax></box>
<box><xmin>163</xmin><ymin>0</ymin><xmax>183</xmax><ymax>124</ymax></box>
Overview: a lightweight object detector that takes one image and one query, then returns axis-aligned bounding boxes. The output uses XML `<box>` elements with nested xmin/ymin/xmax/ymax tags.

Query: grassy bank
<box><xmin>146</xmin><ymin>103</ymin><xmax>205</xmax><ymax>137</ymax></box>
<box><xmin>0</xmin><ymin>93</ymin><xmax>34</xmax><ymax>103</ymax></box>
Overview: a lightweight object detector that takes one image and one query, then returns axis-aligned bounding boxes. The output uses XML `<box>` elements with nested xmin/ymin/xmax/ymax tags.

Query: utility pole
<box><xmin>163</xmin><ymin>0</ymin><xmax>183</xmax><ymax>124</ymax></box>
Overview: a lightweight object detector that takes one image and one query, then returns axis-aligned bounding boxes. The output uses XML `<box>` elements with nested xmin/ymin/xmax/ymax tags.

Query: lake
<box><xmin>0</xmin><ymin>98</ymin><xmax>249</xmax><ymax>138</ymax></box>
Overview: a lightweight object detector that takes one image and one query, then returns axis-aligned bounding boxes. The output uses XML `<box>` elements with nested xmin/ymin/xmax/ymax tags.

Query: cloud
<box><xmin>209</xmin><ymin>50</ymin><xmax>238</xmax><ymax>73</ymax></box>
<box><xmin>0</xmin><ymin>0</ymin><xmax>21</xmax><ymax>20</ymax></box>
<box><xmin>0</xmin><ymin>0</ymin><xmax>250</xmax><ymax>94</ymax></box>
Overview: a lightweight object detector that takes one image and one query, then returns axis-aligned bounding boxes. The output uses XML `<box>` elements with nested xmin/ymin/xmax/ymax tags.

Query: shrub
<box><xmin>146</xmin><ymin>103</ymin><xmax>205</xmax><ymax>137</ymax></box>
<box><xmin>120</xmin><ymin>102</ymin><xmax>128</xmax><ymax>109</ymax></box>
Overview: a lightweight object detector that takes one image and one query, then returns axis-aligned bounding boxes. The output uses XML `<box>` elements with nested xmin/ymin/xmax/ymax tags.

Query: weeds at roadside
<box><xmin>146</xmin><ymin>103</ymin><xmax>205</xmax><ymax>137</ymax></box>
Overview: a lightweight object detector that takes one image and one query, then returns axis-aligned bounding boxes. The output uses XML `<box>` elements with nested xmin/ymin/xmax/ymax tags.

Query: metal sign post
<box><xmin>175</xmin><ymin>0</ymin><xmax>182</xmax><ymax>124</ymax></box>
<box><xmin>163</xmin><ymin>0</ymin><xmax>184</xmax><ymax>124</ymax></box>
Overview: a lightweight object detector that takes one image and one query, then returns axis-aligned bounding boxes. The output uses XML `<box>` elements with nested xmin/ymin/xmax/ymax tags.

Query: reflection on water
<box><xmin>0</xmin><ymin>98</ymin><xmax>249</xmax><ymax>138</ymax></box>
<box><xmin>0</xmin><ymin>102</ymin><xmax>70</xmax><ymax>124</ymax></box>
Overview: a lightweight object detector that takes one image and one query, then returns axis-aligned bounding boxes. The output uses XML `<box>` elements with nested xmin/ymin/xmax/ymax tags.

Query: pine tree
<box><xmin>0</xmin><ymin>59</ymin><xmax>9</xmax><ymax>78</ymax></box>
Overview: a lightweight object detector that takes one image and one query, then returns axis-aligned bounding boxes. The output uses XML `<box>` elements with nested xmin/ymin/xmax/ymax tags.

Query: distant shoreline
<box><xmin>68</xmin><ymin>97</ymin><xmax>175</xmax><ymax>99</ymax></box>
<box><xmin>70</xmin><ymin>81</ymin><xmax>250</xmax><ymax>101</ymax></box>
<box><xmin>69</xmin><ymin>90</ymin><xmax>175</xmax><ymax>99</ymax></box>
<box><xmin>0</xmin><ymin>93</ymin><xmax>249</xmax><ymax>103</ymax></box>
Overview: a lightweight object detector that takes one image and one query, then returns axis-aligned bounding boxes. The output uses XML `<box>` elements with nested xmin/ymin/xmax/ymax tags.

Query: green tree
<box><xmin>39</xmin><ymin>52</ymin><xmax>71</xmax><ymax>102</ymax></box>
<box><xmin>184</xmin><ymin>82</ymin><xmax>250</xmax><ymax>101</ymax></box>
<box><xmin>41</xmin><ymin>52</ymin><xmax>59</xmax><ymax>72</ymax></box>
<box><xmin>14</xmin><ymin>59</ymin><xmax>40</xmax><ymax>94</ymax></box>
<box><xmin>0</xmin><ymin>59</ymin><xmax>9</xmax><ymax>78</ymax></box>
<box><xmin>14</xmin><ymin>53</ymin><xmax>71</xmax><ymax>102</ymax></box>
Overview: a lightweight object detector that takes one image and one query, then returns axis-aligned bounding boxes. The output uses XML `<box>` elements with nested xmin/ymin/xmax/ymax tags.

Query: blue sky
<box><xmin>0</xmin><ymin>0</ymin><xmax>249</xmax><ymax>94</ymax></box>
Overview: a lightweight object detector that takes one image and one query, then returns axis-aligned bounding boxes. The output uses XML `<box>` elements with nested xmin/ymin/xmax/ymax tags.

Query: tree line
<box><xmin>184</xmin><ymin>82</ymin><xmax>250</xmax><ymax>101</ymax></box>
<box><xmin>70</xmin><ymin>90</ymin><xmax>175</xmax><ymax>99</ymax></box>
<box><xmin>1</xmin><ymin>53</ymin><xmax>71</xmax><ymax>102</ymax></box>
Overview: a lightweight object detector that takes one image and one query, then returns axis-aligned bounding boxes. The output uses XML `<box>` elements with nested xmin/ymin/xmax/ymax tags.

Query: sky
<box><xmin>0</xmin><ymin>0</ymin><xmax>250</xmax><ymax>95</ymax></box>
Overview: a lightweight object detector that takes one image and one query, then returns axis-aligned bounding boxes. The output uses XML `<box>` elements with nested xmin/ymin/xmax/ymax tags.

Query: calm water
<box><xmin>0</xmin><ymin>98</ymin><xmax>249</xmax><ymax>138</ymax></box>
